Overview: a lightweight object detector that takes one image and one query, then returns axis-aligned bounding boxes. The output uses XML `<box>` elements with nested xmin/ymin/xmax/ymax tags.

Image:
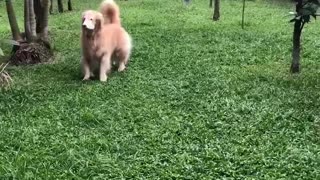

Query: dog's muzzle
<box><xmin>83</xmin><ymin>19</ymin><xmax>95</xmax><ymax>30</ymax></box>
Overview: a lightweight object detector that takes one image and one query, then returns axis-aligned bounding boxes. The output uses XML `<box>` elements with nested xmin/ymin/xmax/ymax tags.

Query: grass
<box><xmin>0</xmin><ymin>0</ymin><xmax>320</xmax><ymax>179</ymax></box>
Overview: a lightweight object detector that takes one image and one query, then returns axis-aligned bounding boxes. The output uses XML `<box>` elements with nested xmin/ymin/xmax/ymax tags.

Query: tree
<box><xmin>68</xmin><ymin>0</ymin><xmax>72</xmax><ymax>11</ymax></box>
<box><xmin>34</xmin><ymin>0</ymin><xmax>50</xmax><ymax>42</ymax></box>
<box><xmin>6</xmin><ymin>0</ymin><xmax>52</xmax><ymax>65</ymax></box>
<box><xmin>57</xmin><ymin>0</ymin><xmax>63</xmax><ymax>13</ymax></box>
<box><xmin>213</xmin><ymin>0</ymin><xmax>220</xmax><ymax>21</ymax></box>
<box><xmin>209</xmin><ymin>0</ymin><xmax>213</xmax><ymax>8</ymax></box>
<box><xmin>50</xmin><ymin>0</ymin><xmax>53</xmax><ymax>13</ymax></box>
<box><xmin>5</xmin><ymin>0</ymin><xmax>22</xmax><ymax>41</ymax></box>
<box><xmin>50</xmin><ymin>0</ymin><xmax>73</xmax><ymax>14</ymax></box>
<box><xmin>242</xmin><ymin>0</ymin><xmax>246</xmax><ymax>29</ymax></box>
<box><xmin>289</xmin><ymin>0</ymin><xmax>320</xmax><ymax>73</ymax></box>
<box><xmin>24</xmin><ymin>0</ymin><xmax>37</xmax><ymax>42</ymax></box>
<box><xmin>23</xmin><ymin>0</ymin><xmax>50</xmax><ymax>42</ymax></box>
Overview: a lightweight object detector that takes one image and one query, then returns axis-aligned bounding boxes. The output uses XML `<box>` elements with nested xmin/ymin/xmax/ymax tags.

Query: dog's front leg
<box><xmin>81</xmin><ymin>57</ymin><xmax>91</xmax><ymax>81</ymax></box>
<box><xmin>100</xmin><ymin>54</ymin><xmax>111</xmax><ymax>82</ymax></box>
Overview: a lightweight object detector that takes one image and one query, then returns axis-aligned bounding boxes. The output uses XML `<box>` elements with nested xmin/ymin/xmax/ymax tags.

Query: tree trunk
<box><xmin>68</xmin><ymin>0</ymin><xmax>72</xmax><ymax>11</ymax></box>
<box><xmin>24</xmin><ymin>0</ymin><xmax>37</xmax><ymax>42</ymax></box>
<box><xmin>5</xmin><ymin>0</ymin><xmax>22</xmax><ymax>41</ymax></box>
<box><xmin>11</xmin><ymin>0</ymin><xmax>52</xmax><ymax>65</ymax></box>
<box><xmin>213</xmin><ymin>0</ymin><xmax>220</xmax><ymax>21</ymax></box>
<box><xmin>291</xmin><ymin>19</ymin><xmax>303</xmax><ymax>73</ymax></box>
<box><xmin>291</xmin><ymin>0</ymin><xmax>303</xmax><ymax>73</ymax></box>
<box><xmin>50</xmin><ymin>0</ymin><xmax>53</xmax><ymax>14</ymax></box>
<box><xmin>242</xmin><ymin>0</ymin><xmax>245</xmax><ymax>29</ymax></box>
<box><xmin>209</xmin><ymin>0</ymin><xmax>213</xmax><ymax>8</ymax></box>
<box><xmin>39</xmin><ymin>0</ymin><xmax>50</xmax><ymax>42</ymax></box>
<box><xmin>24</xmin><ymin>0</ymin><xmax>32</xmax><ymax>42</ymax></box>
<box><xmin>29</xmin><ymin>0</ymin><xmax>37</xmax><ymax>38</ymax></box>
<box><xmin>57</xmin><ymin>0</ymin><xmax>63</xmax><ymax>13</ymax></box>
<box><xmin>34</xmin><ymin>0</ymin><xmax>42</xmax><ymax>34</ymax></box>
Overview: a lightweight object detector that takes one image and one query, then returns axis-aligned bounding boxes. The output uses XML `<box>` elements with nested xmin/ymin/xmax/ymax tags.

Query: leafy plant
<box><xmin>0</xmin><ymin>46</ymin><xmax>13</xmax><ymax>89</ymax></box>
<box><xmin>0</xmin><ymin>47</ymin><xmax>3</xmax><ymax>56</ymax></box>
<box><xmin>0</xmin><ymin>47</ymin><xmax>12</xmax><ymax>88</ymax></box>
<box><xmin>290</xmin><ymin>0</ymin><xmax>320</xmax><ymax>23</ymax></box>
<box><xmin>0</xmin><ymin>62</ymin><xmax>12</xmax><ymax>89</ymax></box>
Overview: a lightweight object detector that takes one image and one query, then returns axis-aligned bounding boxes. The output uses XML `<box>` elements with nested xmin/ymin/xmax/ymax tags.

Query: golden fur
<box><xmin>81</xmin><ymin>0</ymin><xmax>132</xmax><ymax>82</ymax></box>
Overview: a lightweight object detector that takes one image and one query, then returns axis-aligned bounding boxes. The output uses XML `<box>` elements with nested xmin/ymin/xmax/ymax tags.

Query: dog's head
<box><xmin>81</xmin><ymin>10</ymin><xmax>104</xmax><ymax>33</ymax></box>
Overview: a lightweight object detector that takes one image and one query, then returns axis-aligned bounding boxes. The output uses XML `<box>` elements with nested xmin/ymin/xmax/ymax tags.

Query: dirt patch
<box><xmin>9</xmin><ymin>40</ymin><xmax>53</xmax><ymax>66</ymax></box>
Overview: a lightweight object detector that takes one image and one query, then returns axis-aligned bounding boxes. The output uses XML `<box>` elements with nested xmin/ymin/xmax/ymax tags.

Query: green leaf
<box><xmin>302</xmin><ymin>2</ymin><xmax>320</xmax><ymax>16</ymax></box>
<box><xmin>289</xmin><ymin>18</ymin><xmax>296</xmax><ymax>23</ymax></box>
<box><xmin>303</xmin><ymin>15</ymin><xmax>311</xmax><ymax>22</ymax></box>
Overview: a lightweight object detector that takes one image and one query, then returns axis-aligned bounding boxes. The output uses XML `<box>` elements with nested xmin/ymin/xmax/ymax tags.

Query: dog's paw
<box><xmin>90</xmin><ymin>72</ymin><xmax>95</xmax><ymax>77</ymax></box>
<box><xmin>100</xmin><ymin>76</ymin><xmax>108</xmax><ymax>82</ymax></box>
<box><xmin>82</xmin><ymin>75</ymin><xmax>91</xmax><ymax>81</ymax></box>
<box><xmin>118</xmin><ymin>64</ymin><xmax>126</xmax><ymax>72</ymax></box>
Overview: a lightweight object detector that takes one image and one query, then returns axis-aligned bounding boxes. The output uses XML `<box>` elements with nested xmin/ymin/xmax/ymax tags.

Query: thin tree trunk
<box><xmin>242</xmin><ymin>0</ymin><xmax>245</xmax><ymax>29</ymax></box>
<box><xmin>291</xmin><ymin>0</ymin><xmax>303</xmax><ymax>73</ymax></box>
<box><xmin>291</xmin><ymin>20</ymin><xmax>303</xmax><ymax>73</ymax></box>
<box><xmin>25</xmin><ymin>0</ymin><xmax>36</xmax><ymax>42</ymax></box>
<box><xmin>209</xmin><ymin>0</ymin><xmax>213</xmax><ymax>8</ymax></box>
<box><xmin>68</xmin><ymin>0</ymin><xmax>72</xmax><ymax>11</ymax></box>
<box><xmin>39</xmin><ymin>0</ymin><xmax>50</xmax><ymax>42</ymax></box>
<box><xmin>29</xmin><ymin>0</ymin><xmax>36</xmax><ymax>38</ymax></box>
<box><xmin>5</xmin><ymin>0</ymin><xmax>22</xmax><ymax>41</ymax></box>
<box><xmin>24</xmin><ymin>0</ymin><xmax>32</xmax><ymax>42</ymax></box>
<box><xmin>50</xmin><ymin>0</ymin><xmax>53</xmax><ymax>14</ymax></box>
<box><xmin>213</xmin><ymin>0</ymin><xmax>220</xmax><ymax>21</ymax></box>
<box><xmin>57</xmin><ymin>0</ymin><xmax>63</xmax><ymax>13</ymax></box>
<box><xmin>34</xmin><ymin>0</ymin><xmax>42</xmax><ymax>34</ymax></box>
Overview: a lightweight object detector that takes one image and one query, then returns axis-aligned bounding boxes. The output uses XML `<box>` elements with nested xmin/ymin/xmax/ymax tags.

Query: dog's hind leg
<box><xmin>118</xmin><ymin>49</ymin><xmax>131</xmax><ymax>72</ymax></box>
<box><xmin>100</xmin><ymin>54</ymin><xmax>112</xmax><ymax>82</ymax></box>
<box><xmin>118</xmin><ymin>34</ymin><xmax>132</xmax><ymax>72</ymax></box>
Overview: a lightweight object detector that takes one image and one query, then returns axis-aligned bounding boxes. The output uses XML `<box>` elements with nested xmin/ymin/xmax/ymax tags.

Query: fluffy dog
<box><xmin>81</xmin><ymin>0</ymin><xmax>132</xmax><ymax>82</ymax></box>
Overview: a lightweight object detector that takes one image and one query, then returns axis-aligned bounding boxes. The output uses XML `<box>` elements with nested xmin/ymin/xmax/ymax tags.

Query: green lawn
<box><xmin>1</xmin><ymin>0</ymin><xmax>320</xmax><ymax>179</ymax></box>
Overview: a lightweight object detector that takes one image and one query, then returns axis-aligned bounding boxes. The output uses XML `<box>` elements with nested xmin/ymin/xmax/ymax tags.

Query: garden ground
<box><xmin>0</xmin><ymin>0</ymin><xmax>320</xmax><ymax>178</ymax></box>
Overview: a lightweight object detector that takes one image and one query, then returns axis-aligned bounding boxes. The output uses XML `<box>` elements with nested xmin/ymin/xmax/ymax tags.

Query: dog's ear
<box><xmin>94</xmin><ymin>14</ymin><xmax>104</xmax><ymax>32</ymax></box>
<box><xmin>81</xmin><ymin>16</ymin><xmax>85</xmax><ymax>26</ymax></box>
<box><xmin>81</xmin><ymin>12</ymin><xmax>86</xmax><ymax>23</ymax></box>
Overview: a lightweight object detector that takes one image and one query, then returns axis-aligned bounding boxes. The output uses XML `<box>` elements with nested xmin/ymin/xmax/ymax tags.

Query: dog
<box><xmin>81</xmin><ymin>0</ymin><xmax>132</xmax><ymax>82</ymax></box>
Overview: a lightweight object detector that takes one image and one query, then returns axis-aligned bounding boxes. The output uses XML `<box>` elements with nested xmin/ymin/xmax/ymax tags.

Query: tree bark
<box><xmin>213</xmin><ymin>0</ymin><xmax>220</xmax><ymax>21</ymax></box>
<box><xmin>5</xmin><ymin>0</ymin><xmax>22</xmax><ymax>41</ymax></box>
<box><xmin>29</xmin><ymin>0</ymin><xmax>37</xmax><ymax>38</ymax></box>
<box><xmin>68</xmin><ymin>0</ymin><xmax>72</xmax><ymax>11</ymax></box>
<box><xmin>57</xmin><ymin>0</ymin><xmax>63</xmax><ymax>13</ymax></box>
<box><xmin>291</xmin><ymin>0</ymin><xmax>303</xmax><ymax>73</ymax></box>
<box><xmin>209</xmin><ymin>0</ymin><xmax>213</xmax><ymax>8</ymax></box>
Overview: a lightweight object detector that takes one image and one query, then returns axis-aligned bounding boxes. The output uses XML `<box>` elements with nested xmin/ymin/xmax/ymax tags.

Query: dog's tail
<box><xmin>99</xmin><ymin>0</ymin><xmax>121</xmax><ymax>25</ymax></box>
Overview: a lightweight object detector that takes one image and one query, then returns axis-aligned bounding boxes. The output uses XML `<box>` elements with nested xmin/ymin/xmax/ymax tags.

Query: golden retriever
<box><xmin>81</xmin><ymin>0</ymin><xmax>132</xmax><ymax>82</ymax></box>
